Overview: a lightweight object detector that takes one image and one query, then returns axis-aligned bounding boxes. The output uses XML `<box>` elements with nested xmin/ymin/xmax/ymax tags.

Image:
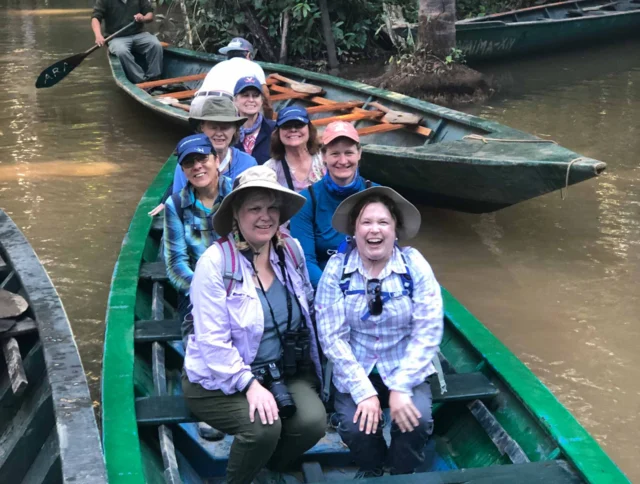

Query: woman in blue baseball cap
<box><xmin>233</xmin><ymin>76</ymin><xmax>275</xmax><ymax>165</ymax></box>
<box><xmin>264</xmin><ymin>106</ymin><xmax>325</xmax><ymax>193</ymax></box>
<box><xmin>164</xmin><ymin>133</ymin><xmax>233</xmax><ymax>342</ymax></box>
<box><xmin>164</xmin><ymin>133</ymin><xmax>233</xmax><ymax>441</ymax></box>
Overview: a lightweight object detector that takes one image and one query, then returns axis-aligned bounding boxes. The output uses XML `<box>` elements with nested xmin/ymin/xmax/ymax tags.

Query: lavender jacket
<box><xmin>184</xmin><ymin>237</ymin><xmax>323</xmax><ymax>394</ymax></box>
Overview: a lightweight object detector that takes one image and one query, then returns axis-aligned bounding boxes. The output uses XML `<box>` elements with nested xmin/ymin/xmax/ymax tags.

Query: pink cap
<box><xmin>322</xmin><ymin>121</ymin><xmax>360</xmax><ymax>145</ymax></box>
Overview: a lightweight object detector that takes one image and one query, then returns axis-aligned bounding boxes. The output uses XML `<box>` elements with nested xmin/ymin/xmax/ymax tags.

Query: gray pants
<box><xmin>108</xmin><ymin>32</ymin><xmax>163</xmax><ymax>83</ymax></box>
<box><xmin>333</xmin><ymin>373</ymin><xmax>434</xmax><ymax>474</ymax></box>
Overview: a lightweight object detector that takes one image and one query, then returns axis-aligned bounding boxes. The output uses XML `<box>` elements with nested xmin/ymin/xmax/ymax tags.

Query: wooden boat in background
<box><xmin>0</xmin><ymin>209</ymin><xmax>106</xmax><ymax>483</ymax></box>
<box><xmin>100</xmin><ymin>157</ymin><xmax>629</xmax><ymax>483</ymax></box>
<box><xmin>109</xmin><ymin>47</ymin><xmax>607</xmax><ymax>213</ymax></box>
<box><xmin>391</xmin><ymin>0</ymin><xmax>640</xmax><ymax>62</ymax></box>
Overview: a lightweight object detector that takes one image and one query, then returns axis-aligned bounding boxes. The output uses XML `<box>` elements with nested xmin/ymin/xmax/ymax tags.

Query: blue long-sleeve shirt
<box><xmin>172</xmin><ymin>147</ymin><xmax>257</xmax><ymax>193</ymax></box>
<box><xmin>163</xmin><ymin>176</ymin><xmax>233</xmax><ymax>294</ymax></box>
<box><xmin>290</xmin><ymin>176</ymin><xmax>377</xmax><ymax>288</ymax></box>
<box><xmin>234</xmin><ymin>117</ymin><xmax>276</xmax><ymax>165</ymax></box>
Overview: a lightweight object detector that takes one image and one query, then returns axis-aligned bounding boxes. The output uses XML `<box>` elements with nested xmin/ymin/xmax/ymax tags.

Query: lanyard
<box><xmin>251</xmin><ymin>257</ymin><xmax>293</xmax><ymax>346</ymax></box>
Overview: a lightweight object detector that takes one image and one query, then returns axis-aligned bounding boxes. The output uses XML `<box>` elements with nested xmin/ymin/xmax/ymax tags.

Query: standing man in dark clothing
<box><xmin>91</xmin><ymin>0</ymin><xmax>163</xmax><ymax>83</ymax></box>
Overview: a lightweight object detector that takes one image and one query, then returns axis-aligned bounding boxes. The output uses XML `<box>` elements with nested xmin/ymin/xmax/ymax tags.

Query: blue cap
<box><xmin>234</xmin><ymin>76</ymin><xmax>262</xmax><ymax>96</ymax></box>
<box><xmin>276</xmin><ymin>106</ymin><xmax>310</xmax><ymax>127</ymax></box>
<box><xmin>176</xmin><ymin>134</ymin><xmax>213</xmax><ymax>165</ymax></box>
<box><xmin>219</xmin><ymin>37</ymin><xmax>254</xmax><ymax>55</ymax></box>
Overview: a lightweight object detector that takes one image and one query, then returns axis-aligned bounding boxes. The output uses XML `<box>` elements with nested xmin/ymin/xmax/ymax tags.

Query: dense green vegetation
<box><xmin>162</xmin><ymin>0</ymin><xmax>541</xmax><ymax>63</ymax></box>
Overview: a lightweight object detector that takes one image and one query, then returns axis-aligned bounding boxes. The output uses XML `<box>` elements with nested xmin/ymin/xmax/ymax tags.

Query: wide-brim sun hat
<box><xmin>188</xmin><ymin>96</ymin><xmax>247</xmax><ymax>131</ymax></box>
<box><xmin>213</xmin><ymin>165</ymin><xmax>307</xmax><ymax>235</ymax></box>
<box><xmin>332</xmin><ymin>186</ymin><xmax>421</xmax><ymax>241</ymax></box>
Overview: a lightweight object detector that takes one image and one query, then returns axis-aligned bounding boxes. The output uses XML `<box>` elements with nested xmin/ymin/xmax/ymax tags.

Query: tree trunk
<box><xmin>317</xmin><ymin>0</ymin><xmax>339</xmax><ymax>70</ymax></box>
<box><xmin>178</xmin><ymin>0</ymin><xmax>193</xmax><ymax>48</ymax></box>
<box><xmin>279</xmin><ymin>10</ymin><xmax>290</xmax><ymax>64</ymax></box>
<box><xmin>417</xmin><ymin>0</ymin><xmax>456</xmax><ymax>58</ymax></box>
<box><xmin>242</xmin><ymin>5</ymin><xmax>279</xmax><ymax>62</ymax></box>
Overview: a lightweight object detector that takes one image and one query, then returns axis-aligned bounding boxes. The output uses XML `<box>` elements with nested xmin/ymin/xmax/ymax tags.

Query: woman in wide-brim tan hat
<box><xmin>183</xmin><ymin>96</ymin><xmax>257</xmax><ymax>186</ymax></box>
<box><xmin>315</xmin><ymin>185</ymin><xmax>443</xmax><ymax>478</ymax></box>
<box><xmin>183</xmin><ymin>165</ymin><xmax>326</xmax><ymax>484</ymax></box>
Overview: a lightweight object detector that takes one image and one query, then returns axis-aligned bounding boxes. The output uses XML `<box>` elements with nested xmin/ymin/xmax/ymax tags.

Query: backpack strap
<box><xmin>281</xmin><ymin>159</ymin><xmax>295</xmax><ymax>191</ymax></box>
<box><xmin>171</xmin><ymin>192</ymin><xmax>184</xmax><ymax>224</ymax></box>
<box><xmin>214</xmin><ymin>236</ymin><xmax>243</xmax><ymax>295</ymax></box>
<box><xmin>280</xmin><ymin>233</ymin><xmax>304</xmax><ymax>273</ymax></box>
<box><xmin>307</xmin><ymin>184</ymin><xmax>317</xmax><ymax>237</ymax></box>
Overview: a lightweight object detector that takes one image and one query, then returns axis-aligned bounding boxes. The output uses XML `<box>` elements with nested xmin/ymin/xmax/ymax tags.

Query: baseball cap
<box><xmin>219</xmin><ymin>37</ymin><xmax>254</xmax><ymax>55</ymax></box>
<box><xmin>234</xmin><ymin>76</ymin><xmax>263</xmax><ymax>96</ymax></box>
<box><xmin>322</xmin><ymin>121</ymin><xmax>360</xmax><ymax>145</ymax></box>
<box><xmin>176</xmin><ymin>134</ymin><xmax>213</xmax><ymax>165</ymax></box>
<box><xmin>276</xmin><ymin>106</ymin><xmax>310</xmax><ymax>127</ymax></box>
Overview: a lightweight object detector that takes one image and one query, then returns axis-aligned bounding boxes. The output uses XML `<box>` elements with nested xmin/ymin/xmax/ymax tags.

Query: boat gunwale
<box><xmin>457</xmin><ymin>0</ymin><xmax>640</xmax><ymax>24</ymax></box>
<box><xmin>0</xmin><ymin>210</ymin><xmax>107</xmax><ymax>483</ymax></box>
<box><xmin>101</xmin><ymin>152</ymin><xmax>627</xmax><ymax>483</ymax></box>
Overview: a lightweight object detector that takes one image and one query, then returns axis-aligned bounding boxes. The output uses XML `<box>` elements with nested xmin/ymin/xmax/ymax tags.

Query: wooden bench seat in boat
<box><xmin>135</xmin><ymin>372</ymin><xmax>498</xmax><ymax>426</ymax></box>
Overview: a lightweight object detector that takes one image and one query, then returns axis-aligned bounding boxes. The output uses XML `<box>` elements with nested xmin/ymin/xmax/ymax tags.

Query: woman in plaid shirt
<box><xmin>315</xmin><ymin>186</ymin><xmax>443</xmax><ymax>478</ymax></box>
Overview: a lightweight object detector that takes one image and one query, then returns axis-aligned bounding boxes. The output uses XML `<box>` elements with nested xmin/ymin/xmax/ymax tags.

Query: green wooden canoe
<box><xmin>108</xmin><ymin>48</ymin><xmax>606</xmax><ymax>214</ymax></box>
<box><xmin>392</xmin><ymin>0</ymin><xmax>640</xmax><ymax>62</ymax></box>
<box><xmin>0</xmin><ymin>209</ymin><xmax>107</xmax><ymax>483</ymax></box>
<box><xmin>101</xmin><ymin>155</ymin><xmax>629</xmax><ymax>483</ymax></box>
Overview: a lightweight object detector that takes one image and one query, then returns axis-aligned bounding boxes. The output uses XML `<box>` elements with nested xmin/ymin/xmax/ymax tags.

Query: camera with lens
<box><xmin>252</xmin><ymin>362</ymin><xmax>296</xmax><ymax>419</ymax></box>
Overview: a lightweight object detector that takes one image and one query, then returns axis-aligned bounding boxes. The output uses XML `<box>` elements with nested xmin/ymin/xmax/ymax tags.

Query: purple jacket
<box><xmin>185</xmin><ymin>237</ymin><xmax>322</xmax><ymax>394</ymax></box>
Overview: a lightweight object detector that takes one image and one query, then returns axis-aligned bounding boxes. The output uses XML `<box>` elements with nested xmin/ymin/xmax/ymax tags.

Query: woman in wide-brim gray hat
<box><xmin>183</xmin><ymin>164</ymin><xmax>327</xmax><ymax>484</ymax></box>
<box><xmin>331</xmin><ymin>185</ymin><xmax>421</xmax><ymax>241</ymax></box>
<box><xmin>213</xmin><ymin>165</ymin><xmax>306</xmax><ymax>235</ymax></box>
<box><xmin>187</xmin><ymin>96</ymin><xmax>258</xmax><ymax>184</ymax></box>
<box><xmin>315</xmin><ymin>185</ymin><xmax>443</xmax><ymax>479</ymax></box>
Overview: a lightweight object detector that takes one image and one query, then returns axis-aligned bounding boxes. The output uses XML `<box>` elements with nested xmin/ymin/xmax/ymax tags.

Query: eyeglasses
<box><xmin>280</xmin><ymin>121</ymin><xmax>307</xmax><ymax>131</ymax></box>
<box><xmin>181</xmin><ymin>154</ymin><xmax>213</xmax><ymax>169</ymax></box>
<box><xmin>367</xmin><ymin>279</ymin><xmax>383</xmax><ymax>316</ymax></box>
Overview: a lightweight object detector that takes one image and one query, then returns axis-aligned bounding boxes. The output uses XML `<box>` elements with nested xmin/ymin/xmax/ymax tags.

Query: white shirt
<box><xmin>196</xmin><ymin>58</ymin><xmax>266</xmax><ymax>96</ymax></box>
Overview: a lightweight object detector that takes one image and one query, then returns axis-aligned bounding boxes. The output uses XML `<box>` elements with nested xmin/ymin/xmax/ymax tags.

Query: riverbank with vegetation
<box><xmin>156</xmin><ymin>0</ymin><xmax>545</xmax><ymax>104</ymax></box>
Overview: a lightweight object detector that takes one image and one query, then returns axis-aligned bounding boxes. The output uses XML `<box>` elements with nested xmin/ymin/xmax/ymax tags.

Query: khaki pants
<box><xmin>182</xmin><ymin>371</ymin><xmax>326</xmax><ymax>484</ymax></box>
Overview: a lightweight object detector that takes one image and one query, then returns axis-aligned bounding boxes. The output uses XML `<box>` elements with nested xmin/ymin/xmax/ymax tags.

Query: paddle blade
<box><xmin>35</xmin><ymin>52</ymin><xmax>88</xmax><ymax>89</ymax></box>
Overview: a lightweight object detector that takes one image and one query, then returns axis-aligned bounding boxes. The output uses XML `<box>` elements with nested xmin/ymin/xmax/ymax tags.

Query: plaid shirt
<box><xmin>163</xmin><ymin>176</ymin><xmax>232</xmax><ymax>294</ymax></box>
<box><xmin>315</xmin><ymin>246</ymin><xmax>443</xmax><ymax>404</ymax></box>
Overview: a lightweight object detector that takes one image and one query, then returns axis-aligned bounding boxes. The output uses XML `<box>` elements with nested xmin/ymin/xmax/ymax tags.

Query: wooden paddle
<box><xmin>35</xmin><ymin>21</ymin><xmax>136</xmax><ymax>89</ymax></box>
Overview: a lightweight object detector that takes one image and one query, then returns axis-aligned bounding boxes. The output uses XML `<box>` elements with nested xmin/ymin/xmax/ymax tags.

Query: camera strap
<box><xmin>250</xmin><ymin>258</ymin><xmax>292</xmax><ymax>347</ymax></box>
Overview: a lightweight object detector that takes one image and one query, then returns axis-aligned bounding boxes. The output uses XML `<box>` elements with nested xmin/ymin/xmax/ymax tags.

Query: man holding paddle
<box><xmin>91</xmin><ymin>0</ymin><xmax>163</xmax><ymax>83</ymax></box>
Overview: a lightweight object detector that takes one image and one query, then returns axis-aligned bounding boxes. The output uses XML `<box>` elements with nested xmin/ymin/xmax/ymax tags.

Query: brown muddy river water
<box><xmin>0</xmin><ymin>3</ymin><xmax>638</xmax><ymax>480</ymax></box>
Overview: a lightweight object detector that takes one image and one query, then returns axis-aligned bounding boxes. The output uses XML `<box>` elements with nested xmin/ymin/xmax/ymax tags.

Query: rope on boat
<box><xmin>462</xmin><ymin>134</ymin><xmax>558</xmax><ymax>144</ymax></box>
<box><xmin>561</xmin><ymin>157</ymin><xmax>588</xmax><ymax>200</ymax></box>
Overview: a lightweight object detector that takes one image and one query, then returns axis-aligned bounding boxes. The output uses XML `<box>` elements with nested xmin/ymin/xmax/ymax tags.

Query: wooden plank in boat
<box><xmin>137</xmin><ymin>73</ymin><xmax>207</xmax><ymax>90</ymax></box>
<box><xmin>311</xmin><ymin>111</ymin><xmax>384</xmax><ymax>127</ymax></box>
<box><xmin>306</xmin><ymin>101</ymin><xmax>364</xmax><ymax>114</ymax></box>
<box><xmin>0</xmin><ymin>318</ymin><xmax>37</xmax><ymax>337</ymax></box>
<box><xmin>2</xmin><ymin>338</ymin><xmax>28</xmax><ymax>396</ymax></box>
<box><xmin>346</xmin><ymin>460</ymin><xmax>582</xmax><ymax>483</ymax></box>
<box><xmin>140</xmin><ymin>262</ymin><xmax>168</xmax><ymax>282</ymax></box>
<box><xmin>135</xmin><ymin>319</ymin><xmax>181</xmax><ymax>343</ymax></box>
<box><xmin>135</xmin><ymin>372</ymin><xmax>498</xmax><ymax>425</ymax></box>
<box><xmin>155</xmin><ymin>89</ymin><xmax>197</xmax><ymax>100</ymax></box>
<box><xmin>356</xmin><ymin>124</ymin><xmax>405</xmax><ymax>137</ymax></box>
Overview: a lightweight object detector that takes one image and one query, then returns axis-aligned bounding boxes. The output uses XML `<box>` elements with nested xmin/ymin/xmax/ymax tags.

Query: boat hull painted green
<box><xmin>101</xmin><ymin>156</ymin><xmax>628</xmax><ymax>483</ymax></box>
<box><xmin>108</xmin><ymin>48</ymin><xmax>606</xmax><ymax>213</ymax></box>
<box><xmin>457</xmin><ymin>0</ymin><xmax>640</xmax><ymax>62</ymax></box>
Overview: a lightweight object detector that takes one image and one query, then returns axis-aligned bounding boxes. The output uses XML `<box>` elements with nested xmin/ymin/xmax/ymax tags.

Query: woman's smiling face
<box><xmin>354</xmin><ymin>201</ymin><xmax>396</xmax><ymax>262</ymax></box>
<box><xmin>235</xmin><ymin>191</ymin><xmax>281</xmax><ymax>248</ymax></box>
<box><xmin>201</xmin><ymin>121</ymin><xmax>237</xmax><ymax>152</ymax></box>
<box><xmin>234</xmin><ymin>88</ymin><xmax>263</xmax><ymax>117</ymax></box>
<box><xmin>279</xmin><ymin>121</ymin><xmax>310</xmax><ymax>149</ymax></box>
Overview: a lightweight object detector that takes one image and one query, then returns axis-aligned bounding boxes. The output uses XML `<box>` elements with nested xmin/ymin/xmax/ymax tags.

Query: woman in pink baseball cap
<box><xmin>290</xmin><ymin>120</ymin><xmax>378</xmax><ymax>288</ymax></box>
